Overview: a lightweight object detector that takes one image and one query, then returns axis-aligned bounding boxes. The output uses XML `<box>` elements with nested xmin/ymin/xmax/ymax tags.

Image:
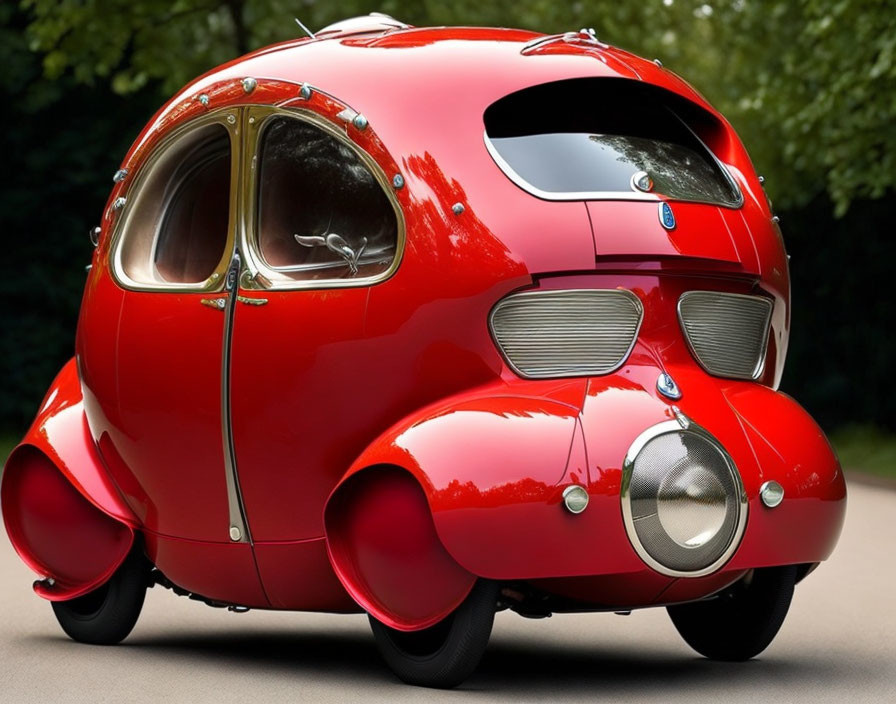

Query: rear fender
<box><xmin>325</xmin><ymin>382</ymin><xmax>583</xmax><ymax>629</ymax></box>
<box><xmin>1</xmin><ymin>359</ymin><xmax>137</xmax><ymax>601</ymax></box>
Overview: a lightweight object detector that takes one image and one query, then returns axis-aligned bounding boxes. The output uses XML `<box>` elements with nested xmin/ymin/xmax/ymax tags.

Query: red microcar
<box><xmin>2</xmin><ymin>15</ymin><xmax>846</xmax><ymax>688</ymax></box>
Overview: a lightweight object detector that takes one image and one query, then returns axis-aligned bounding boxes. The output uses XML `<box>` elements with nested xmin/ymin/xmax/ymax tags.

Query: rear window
<box><xmin>484</xmin><ymin>78</ymin><xmax>741</xmax><ymax>207</ymax></box>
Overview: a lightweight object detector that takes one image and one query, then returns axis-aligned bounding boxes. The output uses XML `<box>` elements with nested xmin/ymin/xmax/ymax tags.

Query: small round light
<box><xmin>760</xmin><ymin>480</ymin><xmax>784</xmax><ymax>508</ymax></box>
<box><xmin>631</xmin><ymin>170</ymin><xmax>653</xmax><ymax>192</ymax></box>
<box><xmin>562</xmin><ymin>485</ymin><xmax>589</xmax><ymax>514</ymax></box>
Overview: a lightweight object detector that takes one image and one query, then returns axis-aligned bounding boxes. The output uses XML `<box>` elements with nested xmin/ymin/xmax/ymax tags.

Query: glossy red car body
<box><xmin>3</xmin><ymin>18</ymin><xmax>845</xmax><ymax>638</ymax></box>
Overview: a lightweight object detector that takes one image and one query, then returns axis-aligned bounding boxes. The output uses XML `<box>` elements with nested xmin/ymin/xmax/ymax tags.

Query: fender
<box><xmin>1</xmin><ymin>358</ymin><xmax>137</xmax><ymax>601</ymax></box>
<box><xmin>325</xmin><ymin>379</ymin><xmax>585</xmax><ymax>630</ymax></box>
<box><xmin>326</xmin><ymin>366</ymin><xmax>847</xmax><ymax>623</ymax></box>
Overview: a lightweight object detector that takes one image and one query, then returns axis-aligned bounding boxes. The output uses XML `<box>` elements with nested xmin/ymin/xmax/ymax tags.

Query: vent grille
<box><xmin>678</xmin><ymin>291</ymin><xmax>773</xmax><ymax>380</ymax></box>
<box><xmin>490</xmin><ymin>289</ymin><xmax>642</xmax><ymax>379</ymax></box>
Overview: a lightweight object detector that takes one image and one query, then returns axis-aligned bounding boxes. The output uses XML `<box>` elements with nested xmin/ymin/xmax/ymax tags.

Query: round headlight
<box><xmin>621</xmin><ymin>419</ymin><xmax>747</xmax><ymax>577</ymax></box>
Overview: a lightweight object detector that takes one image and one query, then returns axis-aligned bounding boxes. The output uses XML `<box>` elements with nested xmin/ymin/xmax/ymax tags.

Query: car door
<box><xmin>229</xmin><ymin>106</ymin><xmax>404</xmax><ymax>557</ymax></box>
<box><xmin>101</xmin><ymin>109</ymin><xmax>250</xmax><ymax>545</ymax></box>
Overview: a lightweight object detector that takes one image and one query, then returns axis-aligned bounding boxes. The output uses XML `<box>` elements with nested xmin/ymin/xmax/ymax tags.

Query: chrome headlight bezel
<box><xmin>621</xmin><ymin>418</ymin><xmax>748</xmax><ymax>578</ymax></box>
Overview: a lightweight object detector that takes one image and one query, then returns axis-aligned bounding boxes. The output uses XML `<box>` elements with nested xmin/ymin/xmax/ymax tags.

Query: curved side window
<box><xmin>254</xmin><ymin>116</ymin><xmax>399</xmax><ymax>284</ymax></box>
<box><xmin>113</xmin><ymin>122</ymin><xmax>232</xmax><ymax>289</ymax></box>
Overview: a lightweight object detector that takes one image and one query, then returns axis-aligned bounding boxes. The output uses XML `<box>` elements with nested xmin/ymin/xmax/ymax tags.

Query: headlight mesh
<box><xmin>490</xmin><ymin>290</ymin><xmax>642</xmax><ymax>379</ymax></box>
<box><xmin>678</xmin><ymin>291</ymin><xmax>773</xmax><ymax>380</ymax></box>
<box><xmin>623</xmin><ymin>424</ymin><xmax>747</xmax><ymax>577</ymax></box>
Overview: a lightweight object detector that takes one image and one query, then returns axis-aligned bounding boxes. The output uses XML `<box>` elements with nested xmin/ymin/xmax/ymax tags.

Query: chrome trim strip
<box><xmin>677</xmin><ymin>290</ymin><xmax>773</xmax><ymax>381</ymax></box>
<box><xmin>620</xmin><ymin>417</ymin><xmax>749</xmax><ymax>578</ymax></box>
<box><xmin>220</xmin><ymin>250</ymin><xmax>251</xmax><ymax>543</ymax></box>
<box><xmin>488</xmin><ymin>288</ymin><xmax>643</xmax><ymax>379</ymax></box>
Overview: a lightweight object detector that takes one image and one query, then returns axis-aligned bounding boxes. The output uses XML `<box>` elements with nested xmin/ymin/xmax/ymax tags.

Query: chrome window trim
<box><xmin>488</xmin><ymin>288</ymin><xmax>644</xmax><ymax>379</ymax></box>
<box><xmin>482</xmin><ymin>128</ymin><xmax>744</xmax><ymax>208</ymax></box>
<box><xmin>677</xmin><ymin>290</ymin><xmax>773</xmax><ymax>381</ymax></box>
<box><xmin>620</xmin><ymin>418</ymin><xmax>749</xmax><ymax>578</ymax></box>
<box><xmin>109</xmin><ymin>109</ymin><xmax>241</xmax><ymax>293</ymax></box>
<box><xmin>240</xmin><ymin>105</ymin><xmax>406</xmax><ymax>291</ymax></box>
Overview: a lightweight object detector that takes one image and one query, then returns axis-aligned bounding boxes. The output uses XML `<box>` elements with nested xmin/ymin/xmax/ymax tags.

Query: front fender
<box><xmin>1</xmin><ymin>358</ymin><xmax>137</xmax><ymax>600</ymax></box>
<box><xmin>325</xmin><ymin>379</ymin><xmax>585</xmax><ymax>628</ymax></box>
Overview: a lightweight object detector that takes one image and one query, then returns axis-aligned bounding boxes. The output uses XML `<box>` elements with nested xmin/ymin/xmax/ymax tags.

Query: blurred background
<box><xmin>1</xmin><ymin>1</ymin><xmax>893</xmax><ymax>476</ymax></box>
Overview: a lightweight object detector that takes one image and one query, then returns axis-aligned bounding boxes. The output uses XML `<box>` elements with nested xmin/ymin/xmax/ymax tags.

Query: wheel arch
<box><xmin>324</xmin><ymin>463</ymin><xmax>477</xmax><ymax>632</ymax></box>
<box><xmin>323</xmin><ymin>383</ymin><xmax>582</xmax><ymax>629</ymax></box>
<box><xmin>1</xmin><ymin>359</ymin><xmax>138</xmax><ymax>601</ymax></box>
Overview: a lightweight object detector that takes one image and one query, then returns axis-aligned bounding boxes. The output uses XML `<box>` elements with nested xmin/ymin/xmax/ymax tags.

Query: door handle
<box><xmin>237</xmin><ymin>296</ymin><xmax>268</xmax><ymax>306</ymax></box>
<box><xmin>200</xmin><ymin>298</ymin><xmax>226</xmax><ymax>311</ymax></box>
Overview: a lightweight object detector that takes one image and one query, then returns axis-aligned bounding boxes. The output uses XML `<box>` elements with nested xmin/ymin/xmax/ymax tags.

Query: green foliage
<box><xmin>1</xmin><ymin>1</ymin><xmax>894</xmax><ymax>437</ymax></box>
<box><xmin>22</xmin><ymin>0</ymin><xmax>896</xmax><ymax>215</ymax></box>
<box><xmin>832</xmin><ymin>425</ymin><xmax>896</xmax><ymax>479</ymax></box>
<box><xmin>19</xmin><ymin>1</ymin><xmax>896</xmax><ymax>214</ymax></box>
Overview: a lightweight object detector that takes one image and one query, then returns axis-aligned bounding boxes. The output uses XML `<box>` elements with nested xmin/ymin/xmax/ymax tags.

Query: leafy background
<box><xmin>1</xmin><ymin>1</ymin><xmax>894</xmax><ymax>469</ymax></box>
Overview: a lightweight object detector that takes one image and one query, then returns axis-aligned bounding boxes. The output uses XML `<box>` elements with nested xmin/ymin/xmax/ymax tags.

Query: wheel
<box><xmin>667</xmin><ymin>565</ymin><xmax>798</xmax><ymax>661</ymax></box>
<box><xmin>368</xmin><ymin>579</ymin><xmax>499</xmax><ymax>688</ymax></box>
<box><xmin>51</xmin><ymin>550</ymin><xmax>150</xmax><ymax>645</ymax></box>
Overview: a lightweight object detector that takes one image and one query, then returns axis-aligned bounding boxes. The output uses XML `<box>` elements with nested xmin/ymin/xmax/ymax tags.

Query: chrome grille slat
<box><xmin>678</xmin><ymin>291</ymin><xmax>773</xmax><ymax>380</ymax></box>
<box><xmin>490</xmin><ymin>289</ymin><xmax>642</xmax><ymax>379</ymax></box>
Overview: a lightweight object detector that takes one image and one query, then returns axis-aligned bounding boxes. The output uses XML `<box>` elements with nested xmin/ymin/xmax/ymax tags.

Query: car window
<box><xmin>114</xmin><ymin>122</ymin><xmax>232</xmax><ymax>289</ymax></box>
<box><xmin>255</xmin><ymin>116</ymin><xmax>398</xmax><ymax>281</ymax></box>
<box><xmin>484</xmin><ymin>78</ymin><xmax>741</xmax><ymax>207</ymax></box>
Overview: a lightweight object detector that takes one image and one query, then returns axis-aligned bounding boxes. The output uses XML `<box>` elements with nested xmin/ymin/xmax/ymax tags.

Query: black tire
<box><xmin>667</xmin><ymin>565</ymin><xmax>798</xmax><ymax>661</ymax></box>
<box><xmin>51</xmin><ymin>550</ymin><xmax>150</xmax><ymax>645</ymax></box>
<box><xmin>368</xmin><ymin>579</ymin><xmax>499</xmax><ymax>688</ymax></box>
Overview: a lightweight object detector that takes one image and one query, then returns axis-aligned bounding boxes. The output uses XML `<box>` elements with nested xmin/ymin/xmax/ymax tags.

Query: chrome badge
<box><xmin>659</xmin><ymin>202</ymin><xmax>676</xmax><ymax>230</ymax></box>
<box><xmin>656</xmin><ymin>372</ymin><xmax>682</xmax><ymax>400</ymax></box>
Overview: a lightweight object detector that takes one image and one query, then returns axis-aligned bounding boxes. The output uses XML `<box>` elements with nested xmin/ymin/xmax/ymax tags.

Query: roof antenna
<box><xmin>294</xmin><ymin>17</ymin><xmax>315</xmax><ymax>39</ymax></box>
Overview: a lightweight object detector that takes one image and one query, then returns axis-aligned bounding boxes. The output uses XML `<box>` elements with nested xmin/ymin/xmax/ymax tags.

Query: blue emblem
<box><xmin>659</xmin><ymin>202</ymin><xmax>676</xmax><ymax>230</ymax></box>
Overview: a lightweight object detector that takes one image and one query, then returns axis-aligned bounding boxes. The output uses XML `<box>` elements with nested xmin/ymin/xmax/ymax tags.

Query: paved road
<box><xmin>1</xmin><ymin>479</ymin><xmax>894</xmax><ymax>703</ymax></box>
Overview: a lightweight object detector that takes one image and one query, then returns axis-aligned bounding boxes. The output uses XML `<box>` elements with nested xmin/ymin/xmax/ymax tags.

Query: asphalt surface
<box><xmin>1</xmin><ymin>479</ymin><xmax>894</xmax><ymax>703</ymax></box>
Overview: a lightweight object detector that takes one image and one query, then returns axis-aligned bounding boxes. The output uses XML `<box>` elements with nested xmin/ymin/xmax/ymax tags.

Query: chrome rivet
<box><xmin>241</xmin><ymin>77</ymin><xmax>257</xmax><ymax>94</ymax></box>
<box><xmin>248</xmin><ymin>116</ymin><xmax>255</xmax><ymax>124</ymax></box>
<box><xmin>113</xmin><ymin>168</ymin><xmax>128</xmax><ymax>183</ymax></box>
<box><xmin>451</xmin><ymin>202</ymin><xmax>465</xmax><ymax>215</ymax></box>
<box><xmin>654</xmin><ymin>58</ymin><xmax>663</xmax><ymax>67</ymax></box>
<box><xmin>760</xmin><ymin>480</ymin><xmax>784</xmax><ymax>508</ymax></box>
<box><xmin>392</xmin><ymin>174</ymin><xmax>404</xmax><ymax>189</ymax></box>
<box><xmin>562</xmin><ymin>485</ymin><xmax>589</xmax><ymax>514</ymax></box>
<box><xmin>112</xmin><ymin>196</ymin><xmax>126</xmax><ymax>211</ymax></box>
<box><xmin>226</xmin><ymin>114</ymin><xmax>236</xmax><ymax>124</ymax></box>
<box><xmin>46</xmin><ymin>577</ymin><xmax>56</xmax><ymax>587</ymax></box>
<box><xmin>299</xmin><ymin>83</ymin><xmax>312</xmax><ymax>100</ymax></box>
<box><xmin>197</xmin><ymin>93</ymin><xmax>210</xmax><ymax>107</ymax></box>
<box><xmin>758</xmin><ymin>175</ymin><xmax>765</xmax><ymax>184</ymax></box>
<box><xmin>229</xmin><ymin>526</ymin><xmax>242</xmax><ymax>541</ymax></box>
<box><xmin>657</xmin><ymin>372</ymin><xmax>682</xmax><ymax>400</ymax></box>
<box><xmin>772</xmin><ymin>215</ymin><xmax>780</xmax><ymax>224</ymax></box>
<box><xmin>89</xmin><ymin>226</ymin><xmax>101</xmax><ymax>247</ymax></box>
<box><xmin>352</xmin><ymin>114</ymin><xmax>368</xmax><ymax>130</ymax></box>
